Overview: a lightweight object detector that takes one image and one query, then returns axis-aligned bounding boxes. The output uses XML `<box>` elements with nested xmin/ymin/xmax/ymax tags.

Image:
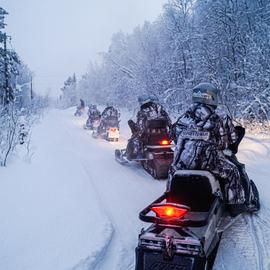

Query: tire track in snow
<box><xmin>57</xmin><ymin>115</ymin><xmax>117</xmax><ymax>270</ymax></box>
<box><xmin>65</xmin><ymin>116</ymin><xmax>165</xmax><ymax>270</ymax></box>
<box><xmin>215</xmin><ymin>215</ymin><xmax>257</xmax><ymax>270</ymax></box>
<box><xmin>79</xmin><ymin>163</ymin><xmax>119</xmax><ymax>270</ymax></box>
<box><xmin>70</xmin><ymin>223</ymin><xmax>114</xmax><ymax>270</ymax></box>
<box><xmin>245</xmin><ymin>215</ymin><xmax>264</xmax><ymax>270</ymax></box>
<box><xmin>66</xmin><ymin>123</ymin><xmax>148</xmax><ymax>269</ymax></box>
<box><xmin>79</xmin><ymin>160</ymin><xmax>147</xmax><ymax>270</ymax></box>
<box><xmin>216</xmin><ymin>207</ymin><xmax>270</xmax><ymax>270</ymax></box>
<box><xmin>249</xmin><ymin>207</ymin><xmax>270</xmax><ymax>270</ymax></box>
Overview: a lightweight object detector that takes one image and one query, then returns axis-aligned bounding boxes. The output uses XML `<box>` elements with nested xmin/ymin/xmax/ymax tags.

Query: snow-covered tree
<box><xmin>0</xmin><ymin>7</ymin><xmax>44</xmax><ymax>166</ymax></box>
<box><xmin>74</xmin><ymin>0</ymin><xmax>270</xmax><ymax>131</ymax></box>
<box><xmin>60</xmin><ymin>73</ymin><xmax>77</xmax><ymax>108</ymax></box>
<box><xmin>0</xmin><ymin>8</ymin><xmax>20</xmax><ymax>105</ymax></box>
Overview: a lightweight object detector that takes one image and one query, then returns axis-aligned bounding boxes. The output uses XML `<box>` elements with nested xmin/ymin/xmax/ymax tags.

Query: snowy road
<box><xmin>64</xmin><ymin>110</ymin><xmax>166</xmax><ymax>270</ymax></box>
<box><xmin>0</xmin><ymin>108</ymin><xmax>270</xmax><ymax>270</ymax></box>
<box><xmin>216</xmin><ymin>135</ymin><xmax>270</xmax><ymax>270</ymax></box>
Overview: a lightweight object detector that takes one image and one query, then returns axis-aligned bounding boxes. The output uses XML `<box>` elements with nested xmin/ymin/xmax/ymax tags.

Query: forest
<box><xmin>61</xmin><ymin>0</ymin><xmax>270</xmax><ymax>131</ymax></box>
<box><xmin>0</xmin><ymin>7</ymin><xmax>47</xmax><ymax>166</ymax></box>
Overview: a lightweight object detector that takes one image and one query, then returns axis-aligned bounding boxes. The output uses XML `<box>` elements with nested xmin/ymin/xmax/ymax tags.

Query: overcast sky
<box><xmin>2</xmin><ymin>0</ymin><xmax>166</xmax><ymax>96</ymax></box>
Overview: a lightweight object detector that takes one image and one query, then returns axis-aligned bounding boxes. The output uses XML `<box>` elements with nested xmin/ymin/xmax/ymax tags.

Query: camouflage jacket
<box><xmin>173</xmin><ymin>103</ymin><xmax>237</xmax><ymax>170</ymax></box>
<box><xmin>101</xmin><ymin>107</ymin><xmax>119</xmax><ymax>120</ymax></box>
<box><xmin>135</xmin><ymin>103</ymin><xmax>171</xmax><ymax>136</ymax></box>
<box><xmin>88</xmin><ymin>108</ymin><xmax>101</xmax><ymax>118</ymax></box>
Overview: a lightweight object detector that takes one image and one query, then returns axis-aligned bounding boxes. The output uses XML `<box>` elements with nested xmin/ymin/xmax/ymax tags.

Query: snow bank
<box><xmin>0</xmin><ymin>109</ymin><xmax>112</xmax><ymax>270</ymax></box>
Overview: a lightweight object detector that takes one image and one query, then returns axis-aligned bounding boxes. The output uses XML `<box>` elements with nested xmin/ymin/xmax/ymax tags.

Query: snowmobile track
<box><xmin>251</xmin><ymin>207</ymin><xmax>270</xmax><ymax>270</ymax></box>
<box><xmin>246</xmin><ymin>215</ymin><xmax>264</xmax><ymax>270</ymax></box>
<box><xmin>79</xmin><ymin>162</ymin><xmax>118</xmax><ymax>270</ymax></box>
<box><xmin>71</xmin><ymin>223</ymin><xmax>114</xmax><ymax>270</ymax></box>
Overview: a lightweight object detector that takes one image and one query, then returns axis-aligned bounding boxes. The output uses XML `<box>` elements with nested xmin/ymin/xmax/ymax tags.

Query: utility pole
<box><xmin>0</xmin><ymin>8</ymin><xmax>12</xmax><ymax>106</ymax></box>
<box><xmin>3</xmin><ymin>33</ymin><xmax>8</xmax><ymax>104</ymax></box>
<box><xmin>30</xmin><ymin>76</ymin><xmax>34</xmax><ymax>100</ymax></box>
<box><xmin>3</xmin><ymin>33</ymin><xmax>13</xmax><ymax>105</ymax></box>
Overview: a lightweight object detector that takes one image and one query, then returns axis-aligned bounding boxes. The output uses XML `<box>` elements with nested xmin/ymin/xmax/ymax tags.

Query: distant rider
<box><xmin>86</xmin><ymin>105</ymin><xmax>101</xmax><ymax>128</ymax></box>
<box><xmin>126</xmin><ymin>95</ymin><xmax>171</xmax><ymax>159</ymax></box>
<box><xmin>79</xmin><ymin>99</ymin><xmax>85</xmax><ymax>109</ymax></box>
<box><xmin>88</xmin><ymin>104</ymin><xmax>100</xmax><ymax>118</ymax></box>
<box><xmin>75</xmin><ymin>99</ymin><xmax>86</xmax><ymax>116</ymax></box>
<box><xmin>170</xmin><ymin>83</ymin><xmax>258</xmax><ymax>215</ymax></box>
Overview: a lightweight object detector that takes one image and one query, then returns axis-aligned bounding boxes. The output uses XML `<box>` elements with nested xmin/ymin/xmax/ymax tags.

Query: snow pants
<box><xmin>212</xmin><ymin>153</ymin><xmax>245</xmax><ymax>204</ymax></box>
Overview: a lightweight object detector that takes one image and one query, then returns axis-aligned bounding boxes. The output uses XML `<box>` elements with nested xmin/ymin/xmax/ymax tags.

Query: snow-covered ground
<box><xmin>0</xmin><ymin>108</ymin><xmax>269</xmax><ymax>270</ymax></box>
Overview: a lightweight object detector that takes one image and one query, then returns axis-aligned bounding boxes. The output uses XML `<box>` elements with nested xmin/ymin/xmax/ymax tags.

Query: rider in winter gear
<box><xmin>171</xmin><ymin>83</ymin><xmax>247</xmax><ymax>211</ymax></box>
<box><xmin>88</xmin><ymin>105</ymin><xmax>100</xmax><ymax>118</ymax></box>
<box><xmin>126</xmin><ymin>95</ymin><xmax>171</xmax><ymax>159</ymax></box>
<box><xmin>97</xmin><ymin>106</ymin><xmax>119</xmax><ymax>134</ymax></box>
<box><xmin>75</xmin><ymin>99</ymin><xmax>86</xmax><ymax>116</ymax></box>
<box><xmin>79</xmin><ymin>99</ymin><xmax>85</xmax><ymax>109</ymax></box>
<box><xmin>86</xmin><ymin>105</ymin><xmax>101</xmax><ymax>128</ymax></box>
<box><xmin>101</xmin><ymin>106</ymin><xmax>119</xmax><ymax>119</ymax></box>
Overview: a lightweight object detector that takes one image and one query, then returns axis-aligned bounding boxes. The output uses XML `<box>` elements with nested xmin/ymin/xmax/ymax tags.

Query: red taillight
<box><xmin>151</xmin><ymin>204</ymin><xmax>189</xmax><ymax>219</ymax></box>
<box><xmin>159</xmin><ymin>139</ymin><xmax>170</xmax><ymax>145</ymax></box>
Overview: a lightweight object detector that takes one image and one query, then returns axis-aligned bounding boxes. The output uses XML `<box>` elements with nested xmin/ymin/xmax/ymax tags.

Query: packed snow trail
<box><xmin>0</xmin><ymin>108</ymin><xmax>165</xmax><ymax>270</ymax></box>
<box><xmin>0</xmin><ymin>108</ymin><xmax>270</xmax><ymax>270</ymax></box>
<box><xmin>0</xmin><ymin>109</ymin><xmax>116</xmax><ymax>270</ymax></box>
<box><xmin>215</xmin><ymin>135</ymin><xmax>270</xmax><ymax>270</ymax></box>
<box><xmin>60</xmin><ymin>109</ymin><xmax>166</xmax><ymax>270</ymax></box>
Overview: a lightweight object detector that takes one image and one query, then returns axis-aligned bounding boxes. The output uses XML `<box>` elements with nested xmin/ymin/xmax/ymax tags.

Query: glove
<box><xmin>128</xmin><ymin>120</ymin><xmax>138</xmax><ymax>134</ymax></box>
<box><xmin>128</xmin><ymin>119</ymin><xmax>134</xmax><ymax>126</ymax></box>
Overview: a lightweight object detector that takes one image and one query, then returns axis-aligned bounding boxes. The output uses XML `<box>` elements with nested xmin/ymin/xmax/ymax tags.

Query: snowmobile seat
<box><xmin>167</xmin><ymin>171</ymin><xmax>218</xmax><ymax>212</ymax></box>
<box><xmin>146</xmin><ymin>118</ymin><xmax>168</xmax><ymax>130</ymax></box>
<box><xmin>143</xmin><ymin>119</ymin><xmax>170</xmax><ymax>145</ymax></box>
<box><xmin>144</xmin><ymin>133</ymin><xmax>170</xmax><ymax>146</ymax></box>
<box><xmin>105</xmin><ymin>116</ymin><xmax>119</xmax><ymax>127</ymax></box>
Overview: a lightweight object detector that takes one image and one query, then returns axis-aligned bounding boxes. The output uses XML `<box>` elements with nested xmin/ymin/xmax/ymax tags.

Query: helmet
<box><xmin>138</xmin><ymin>94</ymin><xmax>159</xmax><ymax>107</ymax></box>
<box><xmin>106</xmin><ymin>102</ymin><xmax>113</xmax><ymax>107</ymax></box>
<box><xmin>192</xmin><ymin>83</ymin><xmax>219</xmax><ymax>107</ymax></box>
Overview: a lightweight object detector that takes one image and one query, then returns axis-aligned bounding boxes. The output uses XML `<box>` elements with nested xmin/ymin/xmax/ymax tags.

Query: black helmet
<box><xmin>138</xmin><ymin>94</ymin><xmax>158</xmax><ymax>107</ymax></box>
<box><xmin>89</xmin><ymin>104</ymin><xmax>96</xmax><ymax>109</ymax></box>
<box><xmin>192</xmin><ymin>83</ymin><xmax>219</xmax><ymax>107</ymax></box>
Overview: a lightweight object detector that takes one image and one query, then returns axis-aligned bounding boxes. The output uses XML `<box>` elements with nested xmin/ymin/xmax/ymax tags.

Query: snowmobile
<box><xmin>135</xmin><ymin>169</ymin><xmax>260</xmax><ymax>270</ymax></box>
<box><xmin>92</xmin><ymin>115</ymin><xmax>120</xmax><ymax>142</ymax></box>
<box><xmin>84</xmin><ymin>115</ymin><xmax>101</xmax><ymax>130</ymax></box>
<box><xmin>135</xmin><ymin>127</ymin><xmax>260</xmax><ymax>270</ymax></box>
<box><xmin>115</xmin><ymin>118</ymin><xmax>174</xmax><ymax>179</ymax></box>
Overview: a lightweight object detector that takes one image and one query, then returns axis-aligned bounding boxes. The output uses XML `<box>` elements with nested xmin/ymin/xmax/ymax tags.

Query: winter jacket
<box><xmin>132</xmin><ymin>102</ymin><xmax>171</xmax><ymax>137</ymax></box>
<box><xmin>173</xmin><ymin>103</ymin><xmax>237</xmax><ymax>170</ymax></box>
<box><xmin>101</xmin><ymin>107</ymin><xmax>119</xmax><ymax>120</ymax></box>
<box><xmin>88</xmin><ymin>108</ymin><xmax>101</xmax><ymax>118</ymax></box>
